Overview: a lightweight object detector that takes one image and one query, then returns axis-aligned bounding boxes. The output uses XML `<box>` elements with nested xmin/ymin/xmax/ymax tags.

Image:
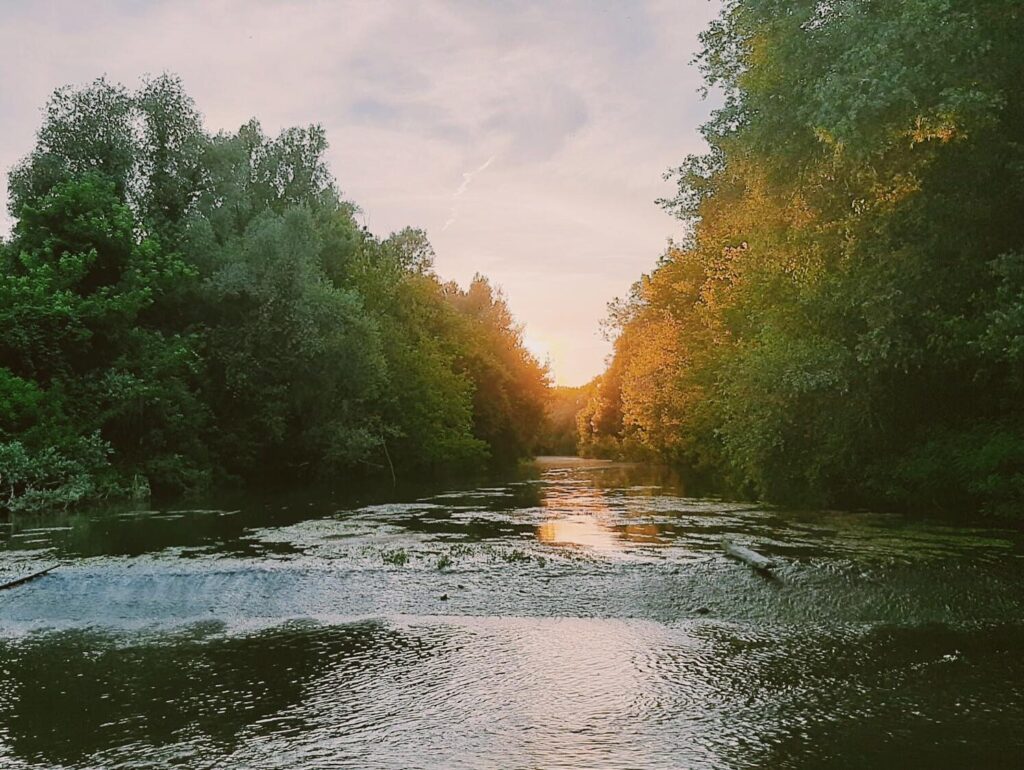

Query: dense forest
<box><xmin>536</xmin><ymin>385</ymin><xmax>589</xmax><ymax>456</ymax></box>
<box><xmin>580</xmin><ymin>0</ymin><xmax>1024</xmax><ymax>515</ymax></box>
<box><xmin>0</xmin><ymin>76</ymin><xmax>549</xmax><ymax>514</ymax></box>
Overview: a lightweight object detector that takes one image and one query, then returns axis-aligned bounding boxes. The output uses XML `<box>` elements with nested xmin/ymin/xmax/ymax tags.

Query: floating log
<box><xmin>722</xmin><ymin>539</ymin><xmax>774</xmax><ymax>571</ymax></box>
<box><xmin>0</xmin><ymin>564</ymin><xmax>58</xmax><ymax>590</ymax></box>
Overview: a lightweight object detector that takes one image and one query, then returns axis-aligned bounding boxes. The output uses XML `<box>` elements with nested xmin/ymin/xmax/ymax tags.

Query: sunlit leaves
<box><xmin>587</xmin><ymin>0</ymin><xmax>1024</xmax><ymax>513</ymax></box>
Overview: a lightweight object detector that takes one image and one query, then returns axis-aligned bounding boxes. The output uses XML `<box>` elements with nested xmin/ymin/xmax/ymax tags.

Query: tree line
<box><xmin>0</xmin><ymin>76</ymin><xmax>549</xmax><ymax>514</ymax></box>
<box><xmin>579</xmin><ymin>0</ymin><xmax>1024</xmax><ymax>515</ymax></box>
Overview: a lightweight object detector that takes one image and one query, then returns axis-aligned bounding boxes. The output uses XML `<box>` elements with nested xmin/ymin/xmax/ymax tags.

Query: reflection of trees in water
<box><xmin>18</xmin><ymin>509</ymin><xmax>306</xmax><ymax>560</ymax></box>
<box><xmin>0</xmin><ymin>462</ymin><xmax>686</xmax><ymax>562</ymax></box>
<box><xmin>0</xmin><ymin>620</ymin><xmax>434</xmax><ymax>767</ymax></box>
<box><xmin>535</xmin><ymin>463</ymin><xmax>684</xmax><ymax>549</ymax></box>
<box><xmin>3</xmin><ymin>502</ymin><xmax>313</xmax><ymax>560</ymax></box>
<box><xmin>0</xmin><ymin>474</ymin><xmax>548</xmax><ymax>561</ymax></box>
<box><xmin>400</xmin><ymin>511</ymin><xmax>538</xmax><ymax>541</ymax></box>
<box><xmin>385</xmin><ymin>477</ymin><xmax>547</xmax><ymax>542</ymax></box>
<box><xmin>536</xmin><ymin>461</ymin><xmax>691</xmax><ymax>497</ymax></box>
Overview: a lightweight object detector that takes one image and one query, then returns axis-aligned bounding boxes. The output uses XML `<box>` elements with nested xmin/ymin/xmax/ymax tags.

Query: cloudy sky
<box><xmin>0</xmin><ymin>0</ymin><xmax>721</xmax><ymax>385</ymax></box>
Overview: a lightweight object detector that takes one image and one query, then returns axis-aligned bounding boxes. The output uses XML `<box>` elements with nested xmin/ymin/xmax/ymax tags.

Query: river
<box><xmin>1</xmin><ymin>457</ymin><xmax>1022</xmax><ymax>769</ymax></box>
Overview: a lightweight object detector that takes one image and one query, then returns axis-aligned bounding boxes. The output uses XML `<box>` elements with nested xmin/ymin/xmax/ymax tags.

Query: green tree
<box><xmin>2</xmin><ymin>74</ymin><xmax>553</xmax><ymax>513</ymax></box>
<box><xmin>589</xmin><ymin>0</ymin><xmax>1024</xmax><ymax>514</ymax></box>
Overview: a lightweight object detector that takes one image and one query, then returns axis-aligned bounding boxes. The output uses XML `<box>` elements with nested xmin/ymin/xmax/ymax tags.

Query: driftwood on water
<box><xmin>721</xmin><ymin>539</ymin><xmax>774</xmax><ymax>572</ymax></box>
<box><xmin>0</xmin><ymin>564</ymin><xmax>58</xmax><ymax>590</ymax></box>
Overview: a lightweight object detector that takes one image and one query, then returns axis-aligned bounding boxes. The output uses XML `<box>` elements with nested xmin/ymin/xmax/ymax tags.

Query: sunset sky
<box><xmin>0</xmin><ymin>0</ymin><xmax>720</xmax><ymax>385</ymax></box>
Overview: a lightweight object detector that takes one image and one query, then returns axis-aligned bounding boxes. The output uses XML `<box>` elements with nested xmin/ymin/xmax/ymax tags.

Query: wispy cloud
<box><xmin>442</xmin><ymin>155</ymin><xmax>495</xmax><ymax>232</ymax></box>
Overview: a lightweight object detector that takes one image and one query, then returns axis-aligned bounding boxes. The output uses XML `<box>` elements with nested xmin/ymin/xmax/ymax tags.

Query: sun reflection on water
<box><xmin>535</xmin><ymin>475</ymin><xmax>668</xmax><ymax>552</ymax></box>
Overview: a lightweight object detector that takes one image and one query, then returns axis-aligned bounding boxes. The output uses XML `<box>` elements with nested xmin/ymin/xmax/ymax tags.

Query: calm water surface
<box><xmin>1</xmin><ymin>457</ymin><xmax>1022</xmax><ymax>769</ymax></box>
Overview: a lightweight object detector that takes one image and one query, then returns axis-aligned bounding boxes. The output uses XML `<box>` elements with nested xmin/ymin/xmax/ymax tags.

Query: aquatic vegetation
<box><xmin>380</xmin><ymin>548</ymin><xmax>409</xmax><ymax>567</ymax></box>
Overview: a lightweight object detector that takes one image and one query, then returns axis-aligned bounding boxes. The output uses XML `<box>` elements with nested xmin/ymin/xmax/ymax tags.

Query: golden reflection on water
<box><xmin>536</xmin><ymin>518</ymin><xmax>667</xmax><ymax>551</ymax></box>
<box><xmin>535</xmin><ymin>477</ymin><xmax>667</xmax><ymax>551</ymax></box>
<box><xmin>536</xmin><ymin>517</ymin><xmax>620</xmax><ymax>551</ymax></box>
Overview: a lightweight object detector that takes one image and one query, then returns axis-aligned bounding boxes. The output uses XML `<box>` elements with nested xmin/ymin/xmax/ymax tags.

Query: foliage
<box><xmin>537</xmin><ymin>385</ymin><xmax>589</xmax><ymax>456</ymax></box>
<box><xmin>584</xmin><ymin>0</ymin><xmax>1024</xmax><ymax>515</ymax></box>
<box><xmin>445</xmin><ymin>276</ymin><xmax>550</xmax><ymax>465</ymax></box>
<box><xmin>0</xmin><ymin>75</ymin><xmax>549</xmax><ymax>514</ymax></box>
<box><xmin>0</xmin><ymin>434</ymin><xmax>114</xmax><ymax>515</ymax></box>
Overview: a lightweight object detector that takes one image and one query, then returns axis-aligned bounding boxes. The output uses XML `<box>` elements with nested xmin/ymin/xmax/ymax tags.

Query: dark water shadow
<box><xmin>0</xmin><ymin>620</ymin><xmax>440</xmax><ymax>768</ymax></box>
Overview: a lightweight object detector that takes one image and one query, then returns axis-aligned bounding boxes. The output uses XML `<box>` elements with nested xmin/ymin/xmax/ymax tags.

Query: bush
<box><xmin>0</xmin><ymin>433</ymin><xmax>115</xmax><ymax>515</ymax></box>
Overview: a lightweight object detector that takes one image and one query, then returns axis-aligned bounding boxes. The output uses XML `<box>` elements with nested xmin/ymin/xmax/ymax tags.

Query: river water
<box><xmin>0</xmin><ymin>457</ymin><xmax>1022</xmax><ymax>769</ymax></box>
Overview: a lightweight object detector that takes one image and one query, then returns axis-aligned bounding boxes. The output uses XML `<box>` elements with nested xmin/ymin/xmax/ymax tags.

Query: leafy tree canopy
<box><xmin>584</xmin><ymin>0</ymin><xmax>1024</xmax><ymax>516</ymax></box>
<box><xmin>1</xmin><ymin>75</ymin><xmax>550</xmax><ymax>513</ymax></box>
